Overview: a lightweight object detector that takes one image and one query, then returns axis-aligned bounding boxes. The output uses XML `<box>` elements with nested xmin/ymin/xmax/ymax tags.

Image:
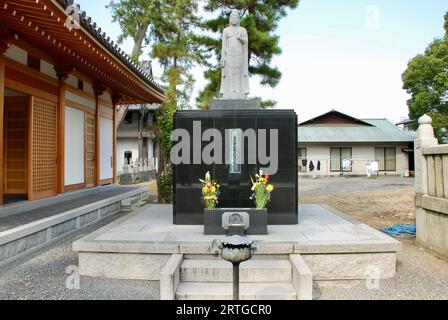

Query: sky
<box><xmin>75</xmin><ymin>0</ymin><xmax>448</xmax><ymax>123</ymax></box>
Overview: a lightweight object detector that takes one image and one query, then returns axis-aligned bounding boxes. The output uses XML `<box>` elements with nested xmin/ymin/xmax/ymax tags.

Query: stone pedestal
<box><xmin>173</xmin><ymin>108</ymin><xmax>298</xmax><ymax>225</ymax></box>
<box><xmin>210</xmin><ymin>99</ymin><xmax>261</xmax><ymax>110</ymax></box>
<box><xmin>204</xmin><ymin>208</ymin><xmax>268</xmax><ymax>235</ymax></box>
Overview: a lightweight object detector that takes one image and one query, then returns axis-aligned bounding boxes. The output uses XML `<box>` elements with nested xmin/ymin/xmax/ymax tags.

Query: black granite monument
<box><xmin>173</xmin><ymin>108</ymin><xmax>298</xmax><ymax>225</ymax></box>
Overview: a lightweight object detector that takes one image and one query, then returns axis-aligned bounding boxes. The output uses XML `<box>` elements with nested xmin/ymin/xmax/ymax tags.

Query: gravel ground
<box><xmin>0</xmin><ymin>213</ymin><xmax>159</xmax><ymax>300</ymax></box>
<box><xmin>314</xmin><ymin>240</ymin><xmax>448</xmax><ymax>300</ymax></box>
<box><xmin>300</xmin><ymin>176</ymin><xmax>448</xmax><ymax>300</ymax></box>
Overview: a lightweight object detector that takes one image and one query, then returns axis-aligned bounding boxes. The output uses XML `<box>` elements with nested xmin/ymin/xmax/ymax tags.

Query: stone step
<box><xmin>176</xmin><ymin>282</ymin><xmax>297</xmax><ymax>300</ymax></box>
<box><xmin>180</xmin><ymin>259</ymin><xmax>292</xmax><ymax>283</ymax></box>
<box><xmin>120</xmin><ymin>195</ymin><xmax>145</xmax><ymax>212</ymax></box>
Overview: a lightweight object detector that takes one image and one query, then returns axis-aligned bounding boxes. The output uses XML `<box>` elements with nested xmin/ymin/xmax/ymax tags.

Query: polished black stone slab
<box><xmin>173</xmin><ymin>109</ymin><xmax>298</xmax><ymax>225</ymax></box>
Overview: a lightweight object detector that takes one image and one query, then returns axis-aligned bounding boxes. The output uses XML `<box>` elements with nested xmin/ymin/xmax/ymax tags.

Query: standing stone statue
<box><xmin>220</xmin><ymin>9</ymin><xmax>250</xmax><ymax>100</ymax></box>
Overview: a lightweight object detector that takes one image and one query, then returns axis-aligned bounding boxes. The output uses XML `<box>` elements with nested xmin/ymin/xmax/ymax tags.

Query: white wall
<box><xmin>65</xmin><ymin>107</ymin><xmax>85</xmax><ymax>186</ymax></box>
<box><xmin>299</xmin><ymin>143</ymin><xmax>411</xmax><ymax>176</ymax></box>
<box><xmin>65</xmin><ymin>91</ymin><xmax>96</xmax><ymax>110</ymax></box>
<box><xmin>4</xmin><ymin>45</ymin><xmax>27</xmax><ymax>65</ymax></box>
<box><xmin>100</xmin><ymin>117</ymin><xmax>114</xmax><ymax>180</ymax></box>
<box><xmin>66</xmin><ymin>75</ymin><xmax>78</xmax><ymax>88</ymax></box>
<box><xmin>40</xmin><ymin>60</ymin><xmax>57</xmax><ymax>79</ymax></box>
<box><xmin>117</xmin><ymin>138</ymin><xmax>139</xmax><ymax>173</ymax></box>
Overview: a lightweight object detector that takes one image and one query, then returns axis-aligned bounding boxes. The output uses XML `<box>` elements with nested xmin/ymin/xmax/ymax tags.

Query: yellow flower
<box><xmin>202</xmin><ymin>186</ymin><xmax>208</xmax><ymax>194</ymax></box>
<box><xmin>266</xmin><ymin>184</ymin><xmax>274</xmax><ymax>192</ymax></box>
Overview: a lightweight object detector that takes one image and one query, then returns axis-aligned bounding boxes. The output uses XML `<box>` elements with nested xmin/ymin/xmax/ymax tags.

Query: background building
<box><xmin>298</xmin><ymin>110</ymin><xmax>416</xmax><ymax>177</ymax></box>
<box><xmin>396</xmin><ymin>118</ymin><xmax>417</xmax><ymax>132</ymax></box>
<box><xmin>116</xmin><ymin>104</ymin><xmax>159</xmax><ymax>174</ymax></box>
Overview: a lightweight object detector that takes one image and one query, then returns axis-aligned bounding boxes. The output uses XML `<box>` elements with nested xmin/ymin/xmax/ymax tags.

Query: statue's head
<box><xmin>229</xmin><ymin>9</ymin><xmax>240</xmax><ymax>26</ymax></box>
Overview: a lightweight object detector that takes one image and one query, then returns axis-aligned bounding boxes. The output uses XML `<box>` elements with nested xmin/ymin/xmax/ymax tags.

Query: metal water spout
<box><xmin>212</xmin><ymin>235</ymin><xmax>258</xmax><ymax>300</ymax></box>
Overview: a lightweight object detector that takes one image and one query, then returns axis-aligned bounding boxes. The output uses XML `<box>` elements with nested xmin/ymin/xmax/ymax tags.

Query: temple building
<box><xmin>298</xmin><ymin>110</ymin><xmax>416</xmax><ymax>177</ymax></box>
<box><xmin>0</xmin><ymin>0</ymin><xmax>164</xmax><ymax>204</ymax></box>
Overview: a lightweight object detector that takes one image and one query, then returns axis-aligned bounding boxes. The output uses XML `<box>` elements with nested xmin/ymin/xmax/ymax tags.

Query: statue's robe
<box><xmin>220</xmin><ymin>26</ymin><xmax>249</xmax><ymax>99</ymax></box>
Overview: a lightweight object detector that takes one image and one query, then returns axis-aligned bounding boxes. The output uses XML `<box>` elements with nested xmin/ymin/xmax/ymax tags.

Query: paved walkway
<box><xmin>0</xmin><ymin>186</ymin><xmax>140</xmax><ymax>232</ymax></box>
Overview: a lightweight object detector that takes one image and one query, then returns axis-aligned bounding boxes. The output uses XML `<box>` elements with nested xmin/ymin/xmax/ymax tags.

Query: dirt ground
<box><xmin>299</xmin><ymin>176</ymin><xmax>416</xmax><ymax>230</ymax></box>
<box><xmin>298</xmin><ymin>176</ymin><xmax>448</xmax><ymax>300</ymax></box>
<box><xmin>134</xmin><ymin>180</ymin><xmax>158</xmax><ymax>195</ymax></box>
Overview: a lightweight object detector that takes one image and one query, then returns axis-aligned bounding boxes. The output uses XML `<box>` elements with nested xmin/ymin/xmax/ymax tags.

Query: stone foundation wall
<box><xmin>0</xmin><ymin>201</ymin><xmax>121</xmax><ymax>263</ymax></box>
<box><xmin>77</xmin><ymin>251</ymin><xmax>397</xmax><ymax>281</ymax></box>
<box><xmin>119</xmin><ymin>170</ymin><xmax>156</xmax><ymax>185</ymax></box>
<box><xmin>0</xmin><ymin>187</ymin><xmax>147</xmax><ymax>265</ymax></box>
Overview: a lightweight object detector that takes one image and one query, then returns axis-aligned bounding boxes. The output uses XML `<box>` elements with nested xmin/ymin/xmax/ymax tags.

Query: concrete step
<box><xmin>180</xmin><ymin>259</ymin><xmax>292</xmax><ymax>283</ymax></box>
<box><xmin>176</xmin><ymin>282</ymin><xmax>297</xmax><ymax>300</ymax></box>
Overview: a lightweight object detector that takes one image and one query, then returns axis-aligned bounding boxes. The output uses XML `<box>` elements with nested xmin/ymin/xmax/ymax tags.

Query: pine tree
<box><xmin>107</xmin><ymin>0</ymin><xmax>165</xmax><ymax>61</ymax></box>
<box><xmin>196</xmin><ymin>0</ymin><xmax>300</xmax><ymax>109</ymax></box>
<box><xmin>108</xmin><ymin>0</ymin><xmax>204</xmax><ymax>160</ymax></box>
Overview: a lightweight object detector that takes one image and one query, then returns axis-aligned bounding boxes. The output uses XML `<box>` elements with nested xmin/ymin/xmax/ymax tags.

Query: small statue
<box><xmin>219</xmin><ymin>9</ymin><xmax>250</xmax><ymax>100</ymax></box>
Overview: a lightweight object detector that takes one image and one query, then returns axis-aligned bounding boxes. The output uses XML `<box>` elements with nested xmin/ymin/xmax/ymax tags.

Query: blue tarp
<box><xmin>382</xmin><ymin>224</ymin><xmax>416</xmax><ymax>239</ymax></box>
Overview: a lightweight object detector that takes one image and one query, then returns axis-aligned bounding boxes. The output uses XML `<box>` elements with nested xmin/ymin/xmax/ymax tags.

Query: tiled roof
<box><xmin>128</xmin><ymin>104</ymin><xmax>160</xmax><ymax>111</ymax></box>
<box><xmin>56</xmin><ymin>0</ymin><xmax>164</xmax><ymax>94</ymax></box>
<box><xmin>298</xmin><ymin>118</ymin><xmax>417</xmax><ymax>143</ymax></box>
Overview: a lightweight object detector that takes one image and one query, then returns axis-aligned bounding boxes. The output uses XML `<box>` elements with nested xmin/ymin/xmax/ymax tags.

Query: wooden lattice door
<box><xmin>29</xmin><ymin>97</ymin><xmax>57</xmax><ymax>200</ymax></box>
<box><xmin>3</xmin><ymin>97</ymin><xmax>29</xmax><ymax>195</ymax></box>
<box><xmin>85</xmin><ymin>112</ymin><xmax>96</xmax><ymax>188</ymax></box>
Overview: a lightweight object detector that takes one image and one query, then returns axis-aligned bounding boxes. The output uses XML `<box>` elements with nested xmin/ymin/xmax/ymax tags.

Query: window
<box><xmin>298</xmin><ymin>148</ymin><xmax>307</xmax><ymax>172</ymax></box>
<box><xmin>27</xmin><ymin>55</ymin><xmax>40</xmax><ymax>71</ymax></box>
<box><xmin>78</xmin><ymin>79</ymin><xmax>84</xmax><ymax>91</ymax></box>
<box><xmin>124</xmin><ymin>112</ymin><xmax>133</xmax><ymax>125</ymax></box>
<box><xmin>124</xmin><ymin>151</ymin><xmax>132</xmax><ymax>165</ymax></box>
<box><xmin>375</xmin><ymin>147</ymin><xmax>396</xmax><ymax>171</ymax></box>
<box><xmin>330</xmin><ymin>147</ymin><xmax>352</xmax><ymax>172</ymax></box>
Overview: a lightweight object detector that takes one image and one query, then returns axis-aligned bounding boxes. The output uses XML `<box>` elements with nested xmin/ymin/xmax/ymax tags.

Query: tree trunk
<box><xmin>131</xmin><ymin>22</ymin><xmax>150</xmax><ymax>60</ymax></box>
<box><xmin>157</xmin><ymin>143</ymin><xmax>165</xmax><ymax>203</ymax></box>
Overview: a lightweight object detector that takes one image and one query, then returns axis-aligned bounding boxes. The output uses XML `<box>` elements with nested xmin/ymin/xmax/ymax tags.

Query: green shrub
<box><xmin>157</xmin><ymin>169</ymin><xmax>173</xmax><ymax>203</ymax></box>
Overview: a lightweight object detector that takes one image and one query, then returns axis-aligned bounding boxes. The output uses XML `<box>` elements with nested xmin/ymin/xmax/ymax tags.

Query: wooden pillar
<box><xmin>0</xmin><ymin>52</ymin><xmax>5</xmax><ymax>205</ymax></box>
<box><xmin>54</xmin><ymin>66</ymin><xmax>72</xmax><ymax>194</ymax></box>
<box><xmin>93</xmin><ymin>84</ymin><xmax>107</xmax><ymax>186</ymax></box>
<box><xmin>0</xmin><ymin>29</ymin><xmax>16</xmax><ymax>205</ymax></box>
<box><xmin>112</xmin><ymin>95</ymin><xmax>119</xmax><ymax>184</ymax></box>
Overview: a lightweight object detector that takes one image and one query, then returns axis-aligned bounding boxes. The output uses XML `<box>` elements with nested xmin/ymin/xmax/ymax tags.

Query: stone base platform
<box><xmin>73</xmin><ymin>204</ymin><xmax>401</xmax><ymax>284</ymax></box>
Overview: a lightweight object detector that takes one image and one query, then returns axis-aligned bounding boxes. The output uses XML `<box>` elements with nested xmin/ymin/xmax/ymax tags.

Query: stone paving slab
<box><xmin>73</xmin><ymin>204</ymin><xmax>401</xmax><ymax>255</ymax></box>
<box><xmin>0</xmin><ymin>186</ymin><xmax>141</xmax><ymax>232</ymax></box>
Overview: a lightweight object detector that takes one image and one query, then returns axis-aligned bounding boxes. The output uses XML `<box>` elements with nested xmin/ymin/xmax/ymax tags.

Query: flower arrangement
<box><xmin>250</xmin><ymin>171</ymin><xmax>274</xmax><ymax>209</ymax></box>
<box><xmin>199</xmin><ymin>171</ymin><xmax>220</xmax><ymax>209</ymax></box>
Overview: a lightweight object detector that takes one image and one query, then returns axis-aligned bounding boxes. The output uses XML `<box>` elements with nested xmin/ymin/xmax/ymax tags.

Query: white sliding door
<box><xmin>65</xmin><ymin>107</ymin><xmax>85</xmax><ymax>186</ymax></box>
<box><xmin>100</xmin><ymin>117</ymin><xmax>113</xmax><ymax>180</ymax></box>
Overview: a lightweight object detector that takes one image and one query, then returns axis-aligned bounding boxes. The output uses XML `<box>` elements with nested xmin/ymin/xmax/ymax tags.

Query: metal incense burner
<box><xmin>212</xmin><ymin>212</ymin><xmax>259</xmax><ymax>300</ymax></box>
